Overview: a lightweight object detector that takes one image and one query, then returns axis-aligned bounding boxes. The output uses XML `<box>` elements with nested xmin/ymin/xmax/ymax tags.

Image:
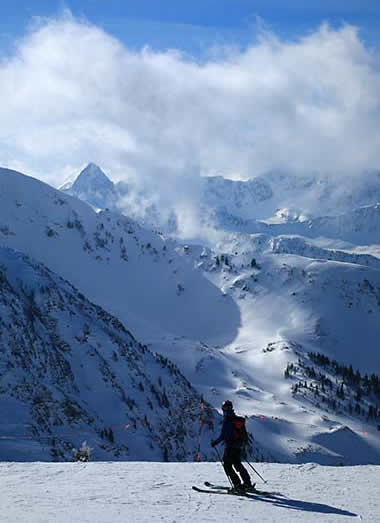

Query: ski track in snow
<box><xmin>0</xmin><ymin>462</ymin><xmax>377</xmax><ymax>522</ymax></box>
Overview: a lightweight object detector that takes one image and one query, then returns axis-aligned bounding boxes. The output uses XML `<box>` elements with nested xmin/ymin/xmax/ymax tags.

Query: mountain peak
<box><xmin>73</xmin><ymin>163</ymin><xmax>114</xmax><ymax>191</ymax></box>
<box><xmin>59</xmin><ymin>163</ymin><xmax>117</xmax><ymax>210</ymax></box>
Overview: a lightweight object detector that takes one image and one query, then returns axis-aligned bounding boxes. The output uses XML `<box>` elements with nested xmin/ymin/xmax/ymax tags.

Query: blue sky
<box><xmin>1</xmin><ymin>1</ymin><xmax>380</xmax><ymax>56</ymax></box>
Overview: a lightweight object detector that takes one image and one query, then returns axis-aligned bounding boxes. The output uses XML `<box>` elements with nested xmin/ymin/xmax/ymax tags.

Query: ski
<box><xmin>203</xmin><ymin>481</ymin><xmax>282</xmax><ymax>498</ymax></box>
<box><xmin>192</xmin><ymin>486</ymin><xmax>255</xmax><ymax>498</ymax></box>
<box><xmin>204</xmin><ymin>481</ymin><xmax>256</xmax><ymax>491</ymax></box>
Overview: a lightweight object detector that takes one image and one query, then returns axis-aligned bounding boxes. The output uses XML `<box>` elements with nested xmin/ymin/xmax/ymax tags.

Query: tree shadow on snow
<box><xmin>253</xmin><ymin>493</ymin><xmax>358</xmax><ymax>518</ymax></box>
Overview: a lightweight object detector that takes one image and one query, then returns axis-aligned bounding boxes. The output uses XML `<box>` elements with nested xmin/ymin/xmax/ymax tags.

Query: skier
<box><xmin>211</xmin><ymin>400</ymin><xmax>253</xmax><ymax>492</ymax></box>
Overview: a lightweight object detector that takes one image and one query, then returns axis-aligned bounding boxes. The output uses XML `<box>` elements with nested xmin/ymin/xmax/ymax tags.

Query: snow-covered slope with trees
<box><xmin>0</xmin><ymin>167</ymin><xmax>240</xmax><ymax>344</ymax></box>
<box><xmin>0</xmin><ymin>246</ymin><xmax>218</xmax><ymax>462</ymax></box>
<box><xmin>169</xmin><ymin>240</ymin><xmax>380</xmax><ymax>464</ymax></box>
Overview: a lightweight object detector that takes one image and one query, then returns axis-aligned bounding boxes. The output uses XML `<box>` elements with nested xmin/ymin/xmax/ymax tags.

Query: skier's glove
<box><xmin>211</xmin><ymin>440</ymin><xmax>217</xmax><ymax>448</ymax></box>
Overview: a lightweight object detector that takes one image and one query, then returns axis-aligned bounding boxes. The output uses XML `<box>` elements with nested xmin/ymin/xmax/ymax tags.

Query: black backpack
<box><xmin>232</xmin><ymin>416</ymin><xmax>248</xmax><ymax>446</ymax></box>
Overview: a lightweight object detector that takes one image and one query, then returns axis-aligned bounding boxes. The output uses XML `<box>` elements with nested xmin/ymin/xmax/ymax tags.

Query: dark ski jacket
<box><xmin>213</xmin><ymin>410</ymin><xmax>241</xmax><ymax>449</ymax></box>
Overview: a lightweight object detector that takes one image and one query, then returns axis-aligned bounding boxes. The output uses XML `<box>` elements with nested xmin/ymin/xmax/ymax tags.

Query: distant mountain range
<box><xmin>61</xmin><ymin>164</ymin><xmax>380</xmax><ymax>244</ymax></box>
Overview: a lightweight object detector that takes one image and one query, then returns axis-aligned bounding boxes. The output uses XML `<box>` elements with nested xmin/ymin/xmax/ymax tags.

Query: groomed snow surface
<box><xmin>0</xmin><ymin>462</ymin><xmax>377</xmax><ymax>522</ymax></box>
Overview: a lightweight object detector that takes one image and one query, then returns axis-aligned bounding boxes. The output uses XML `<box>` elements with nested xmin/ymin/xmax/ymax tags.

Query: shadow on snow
<box><xmin>252</xmin><ymin>493</ymin><xmax>358</xmax><ymax>518</ymax></box>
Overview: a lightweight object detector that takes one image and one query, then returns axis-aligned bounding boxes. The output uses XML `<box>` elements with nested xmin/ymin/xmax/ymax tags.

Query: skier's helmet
<box><xmin>222</xmin><ymin>400</ymin><xmax>233</xmax><ymax>412</ymax></box>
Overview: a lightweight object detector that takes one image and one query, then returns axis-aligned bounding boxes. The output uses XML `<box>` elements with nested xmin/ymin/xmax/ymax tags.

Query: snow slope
<box><xmin>215</xmin><ymin>204</ymin><xmax>380</xmax><ymax>246</ymax></box>
<box><xmin>0</xmin><ymin>247</ymin><xmax>218</xmax><ymax>462</ymax></box>
<box><xmin>0</xmin><ymin>167</ymin><xmax>240</xmax><ymax>345</ymax></box>
<box><xmin>182</xmin><ymin>238</ymin><xmax>380</xmax><ymax>372</ymax></box>
<box><xmin>0</xmin><ymin>462</ymin><xmax>378</xmax><ymax>522</ymax></box>
<box><xmin>169</xmin><ymin>241</ymin><xmax>380</xmax><ymax>464</ymax></box>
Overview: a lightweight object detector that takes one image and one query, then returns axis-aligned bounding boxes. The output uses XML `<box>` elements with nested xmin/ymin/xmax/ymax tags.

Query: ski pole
<box><xmin>245</xmin><ymin>460</ymin><xmax>267</xmax><ymax>484</ymax></box>
<box><xmin>215</xmin><ymin>446</ymin><xmax>233</xmax><ymax>489</ymax></box>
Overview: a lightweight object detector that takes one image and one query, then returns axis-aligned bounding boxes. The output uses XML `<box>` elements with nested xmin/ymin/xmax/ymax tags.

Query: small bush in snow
<box><xmin>73</xmin><ymin>441</ymin><xmax>92</xmax><ymax>462</ymax></box>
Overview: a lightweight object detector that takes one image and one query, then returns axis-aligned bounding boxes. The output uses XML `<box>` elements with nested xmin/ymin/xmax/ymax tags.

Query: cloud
<box><xmin>0</xmin><ymin>13</ymin><xmax>380</xmax><ymax>233</ymax></box>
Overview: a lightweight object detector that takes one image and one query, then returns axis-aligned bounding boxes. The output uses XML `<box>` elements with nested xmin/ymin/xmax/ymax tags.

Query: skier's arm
<box><xmin>211</xmin><ymin>434</ymin><xmax>223</xmax><ymax>447</ymax></box>
<box><xmin>211</xmin><ymin>420</ymin><xmax>228</xmax><ymax>446</ymax></box>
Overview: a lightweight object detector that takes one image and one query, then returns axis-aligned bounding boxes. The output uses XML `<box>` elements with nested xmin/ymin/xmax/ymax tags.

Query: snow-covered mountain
<box><xmin>0</xmin><ymin>246</ymin><xmax>219</xmax><ymax>462</ymax></box>
<box><xmin>255</xmin><ymin>169</ymin><xmax>380</xmax><ymax>219</ymax></box>
<box><xmin>61</xmin><ymin>164</ymin><xmax>380</xmax><ymax>241</ymax></box>
<box><xmin>214</xmin><ymin>203</ymin><xmax>380</xmax><ymax>245</ymax></box>
<box><xmin>60</xmin><ymin>163</ymin><xmax>125</xmax><ymax>211</ymax></box>
<box><xmin>61</xmin><ymin>163</ymin><xmax>177</xmax><ymax>231</ymax></box>
<box><xmin>1</xmin><ymin>167</ymin><xmax>240</xmax><ymax>345</ymax></box>
<box><xmin>2</xmin><ymin>166</ymin><xmax>380</xmax><ymax>465</ymax></box>
<box><xmin>188</xmin><ymin>239</ymin><xmax>380</xmax><ymax>372</ymax></box>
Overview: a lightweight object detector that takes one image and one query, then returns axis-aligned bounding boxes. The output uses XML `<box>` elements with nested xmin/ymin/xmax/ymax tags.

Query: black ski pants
<box><xmin>223</xmin><ymin>447</ymin><xmax>251</xmax><ymax>487</ymax></box>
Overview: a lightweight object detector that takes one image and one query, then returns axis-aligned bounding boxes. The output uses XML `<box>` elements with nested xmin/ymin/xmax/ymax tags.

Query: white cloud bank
<box><xmin>0</xmin><ymin>13</ymin><xmax>379</xmax><ymax>192</ymax></box>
